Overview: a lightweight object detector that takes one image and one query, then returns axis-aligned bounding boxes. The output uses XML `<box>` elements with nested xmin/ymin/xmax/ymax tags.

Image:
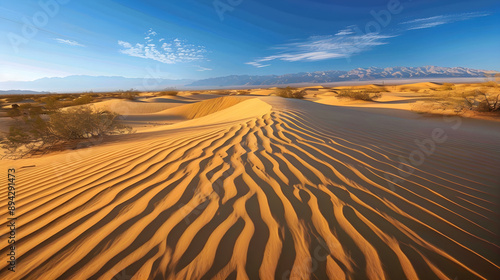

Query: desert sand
<box><xmin>1</xmin><ymin>88</ymin><xmax>499</xmax><ymax>279</ymax></box>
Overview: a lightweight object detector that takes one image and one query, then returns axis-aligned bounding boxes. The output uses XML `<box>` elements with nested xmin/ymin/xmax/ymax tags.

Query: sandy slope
<box><xmin>1</xmin><ymin>96</ymin><xmax>499</xmax><ymax>279</ymax></box>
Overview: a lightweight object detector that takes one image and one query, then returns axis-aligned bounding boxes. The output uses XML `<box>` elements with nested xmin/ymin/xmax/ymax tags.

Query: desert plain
<box><xmin>0</xmin><ymin>82</ymin><xmax>499</xmax><ymax>279</ymax></box>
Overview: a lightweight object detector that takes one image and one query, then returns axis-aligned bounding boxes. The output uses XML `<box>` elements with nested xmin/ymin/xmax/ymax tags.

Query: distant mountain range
<box><xmin>0</xmin><ymin>90</ymin><xmax>51</xmax><ymax>95</ymax></box>
<box><xmin>0</xmin><ymin>75</ymin><xmax>193</xmax><ymax>93</ymax></box>
<box><xmin>0</xmin><ymin>66</ymin><xmax>495</xmax><ymax>93</ymax></box>
<box><xmin>189</xmin><ymin>66</ymin><xmax>494</xmax><ymax>87</ymax></box>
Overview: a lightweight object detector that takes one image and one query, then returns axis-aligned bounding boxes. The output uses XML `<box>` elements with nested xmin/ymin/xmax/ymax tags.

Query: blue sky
<box><xmin>0</xmin><ymin>0</ymin><xmax>499</xmax><ymax>82</ymax></box>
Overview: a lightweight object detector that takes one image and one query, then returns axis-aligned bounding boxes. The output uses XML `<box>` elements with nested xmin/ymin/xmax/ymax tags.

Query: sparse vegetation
<box><xmin>336</xmin><ymin>89</ymin><xmax>382</xmax><ymax>101</ymax></box>
<box><xmin>275</xmin><ymin>87</ymin><xmax>306</xmax><ymax>99</ymax></box>
<box><xmin>2</xmin><ymin>106</ymin><xmax>131</xmax><ymax>158</ymax></box>
<box><xmin>158</xmin><ymin>90</ymin><xmax>179</xmax><ymax>96</ymax></box>
<box><xmin>463</xmin><ymin>90</ymin><xmax>500</xmax><ymax>112</ymax></box>
<box><xmin>439</xmin><ymin>83</ymin><xmax>455</xmax><ymax>91</ymax></box>
<box><xmin>119</xmin><ymin>89</ymin><xmax>140</xmax><ymax>100</ymax></box>
<box><xmin>237</xmin><ymin>90</ymin><xmax>250</xmax><ymax>95</ymax></box>
<box><xmin>212</xmin><ymin>90</ymin><xmax>233</xmax><ymax>95</ymax></box>
<box><xmin>412</xmin><ymin>80</ymin><xmax>500</xmax><ymax>116</ymax></box>
<box><xmin>72</xmin><ymin>94</ymin><xmax>94</xmax><ymax>105</ymax></box>
<box><xmin>41</xmin><ymin>96</ymin><xmax>62</xmax><ymax>109</ymax></box>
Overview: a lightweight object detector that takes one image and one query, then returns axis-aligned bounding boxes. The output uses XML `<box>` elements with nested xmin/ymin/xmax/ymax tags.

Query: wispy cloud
<box><xmin>335</xmin><ymin>26</ymin><xmax>355</xmax><ymax>36</ymax></box>
<box><xmin>118</xmin><ymin>28</ymin><xmax>206</xmax><ymax>64</ymax></box>
<box><xmin>246</xmin><ymin>62</ymin><xmax>270</xmax><ymax>68</ymax></box>
<box><xmin>247</xmin><ymin>12</ymin><xmax>489</xmax><ymax>68</ymax></box>
<box><xmin>54</xmin><ymin>38</ymin><xmax>85</xmax><ymax>47</ymax></box>
<box><xmin>246</xmin><ymin>32</ymin><xmax>392</xmax><ymax>67</ymax></box>
<box><xmin>401</xmin><ymin>12</ymin><xmax>489</xmax><ymax>30</ymax></box>
<box><xmin>195</xmin><ymin>65</ymin><xmax>212</xmax><ymax>71</ymax></box>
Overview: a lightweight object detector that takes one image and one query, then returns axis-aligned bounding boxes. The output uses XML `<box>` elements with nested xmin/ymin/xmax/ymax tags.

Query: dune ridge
<box><xmin>1</xmin><ymin>96</ymin><xmax>499</xmax><ymax>279</ymax></box>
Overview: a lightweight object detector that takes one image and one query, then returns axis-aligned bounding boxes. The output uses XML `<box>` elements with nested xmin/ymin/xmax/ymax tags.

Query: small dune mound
<box><xmin>249</xmin><ymin>89</ymin><xmax>275</xmax><ymax>96</ymax></box>
<box><xmin>333</xmin><ymin>84</ymin><xmax>388</xmax><ymax>91</ymax></box>
<box><xmin>402</xmin><ymin>82</ymin><xmax>441</xmax><ymax>88</ymax></box>
<box><xmin>76</xmin><ymin>99</ymin><xmax>183</xmax><ymax>115</ymax></box>
<box><xmin>157</xmin><ymin>96</ymin><xmax>251</xmax><ymax>119</ymax></box>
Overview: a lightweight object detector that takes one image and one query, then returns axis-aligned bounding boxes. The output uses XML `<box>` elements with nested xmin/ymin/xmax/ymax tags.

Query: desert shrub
<box><xmin>119</xmin><ymin>90</ymin><xmax>140</xmax><ymax>100</ymax></box>
<box><xmin>275</xmin><ymin>87</ymin><xmax>306</xmax><ymax>99</ymax></box>
<box><xmin>337</xmin><ymin>89</ymin><xmax>382</xmax><ymax>101</ymax></box>
<box><xmin>19</xmin><ymin>103</ymin><xmax>35</xmax><ymax>109</ymax></box>
<box><xmin>5</xmin><ymin>95</ymin><xmax>38</xmax><ymax>103</ymax></box>
<box><xmin>463</xmin><ymin>90</ymin><xmax>500</xmax><ymax>112</ymax></box>
<box><xmin>483</xmin><ymin>81</ymin><xmax>498</xmax><ymax>88</ymax></box>
<box><xmin>1</xmin><ymin>106</ymin><xmax>131</xmax><ymax>158</ymax></box>
<box><xmin>237</xmin><ymin>90</ymin><xmax>250</xmax><ymax>95</ymax></box>
<box><xmin>42</xmin><ymin>96</ymin><xmax>62</xmax><ymax>109</ymax></box>
<box><xmin>377</xmin><ymin>86</ymin><xmax>389</xmax><ymax>92</ymax></box>
<box><xmin>158</xmin><ymin>90</ymin><xmax>178</xmax><ymax>96</ymax></box>
<box><xmin>7</xmin><ymin>104</ymin><xmax>21</xmax><ymax>117</ymax></box>
<box><xmin>72</xmin><ymin>94</ymin><xmax>94</xmax><ymax>105</ymax></box>
<box><xmin>213</xmin><ymin>90</ymin><xmax>232</xmax><ymax>95</ymax></box>
<box><xmin>440</xmin><ymin>83</ymin><xmax>455</xmax><ymax>91</ymax></box>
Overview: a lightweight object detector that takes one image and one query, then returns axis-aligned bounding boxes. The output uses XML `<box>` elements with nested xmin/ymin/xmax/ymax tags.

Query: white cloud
<box><xmin>245</xmin><ymin>61</ymin><xmax>270</xmax><ymax>68</ymax></box>
<box><xmin>401</xmin><ymin>12</ymin><xmax>489</xmax><ymax>30</ymax></box>
<box><xmin>195</xmin><ymin>65</ymin><xmax>212</xmax><ymax>71</ymax></box>
<box><xmin>54</xmin><ymin>38</ymin><xmax>85</xmax><ymax>47</ymax></box>
<box><xmin>118</xmin><ymin>29</ymin><xmax>206</xmax><ymax>64</ymax></box>
<box><xmin>147</xmin><ymin>28</ymin><xmax>157</xmax><ymax>36</ymax></box>
<box><xmin>247</xmin><ymin>11</ymin><xmax>490</xmax><ymax>68</ymax></box>
<box><xmin>335</xmin><ymin>26</ymin><xmax>355</xmax><ymax>36</ymax></box>
<box><xmin>246</xmin><ymin>33</ymin><xmax>392</xmax><ymax>67</ymax></box>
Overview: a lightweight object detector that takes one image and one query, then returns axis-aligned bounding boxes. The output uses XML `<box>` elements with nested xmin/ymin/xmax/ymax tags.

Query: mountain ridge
<box><xmin>188</xmin><ymin>66</ymin><xmax>494</xmax><ymax>86</ymax></box>
<box><xmin>0</xmin><ymin>66</ymin><xmax>495</xmax><ymax>92</ymax></box>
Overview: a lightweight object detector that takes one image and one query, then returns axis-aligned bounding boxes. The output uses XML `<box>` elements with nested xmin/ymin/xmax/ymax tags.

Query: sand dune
<box><xmin>155</xmin><ymin>96</ymin><xmax>250</xmax><ymax>120</ymax></box>
<box><xmin>1</xmin><ymin>96</ymin><xmax>499</xmax><ymax>279</ymax></box>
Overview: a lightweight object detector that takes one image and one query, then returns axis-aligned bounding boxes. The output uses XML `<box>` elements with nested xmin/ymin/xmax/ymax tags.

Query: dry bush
<box><xmin>463</xmin><ymin>90</ymin><xmax>500</xmax><ymax>112</ymax></box>
<box><xmin>411</xmin><ymin>100</ymin><xmax>463</xmax><ymax>115</ymax></box>
<box><xmin>1</xmin><ymin>106</ymin><xmax>131</xmax><ymax>158</ymax></box>
<box><xmin>439</xmin><ymin>83</ymin><xmax>455</xmax><ymax>91</ymax></box>
<box><xmin>158</xmin><ymin>90</ymin><xmax>178</xmax><ymax>96</ymax></box>
<box><xmin>364</xmin><ymin>87</ymin><xmax>389</xmax><ymax>93</ymax></box>
<box><xmin>4</xmin><ymin>94</ymin><xmax>38</xmax><ymax>103</ymax></box>
<box><xmin>237</xmin><ymin>90</ymin><xmax>250</xmax><ymax>95</ymax></box>
<box><xmin>413</xmin><ymin>88</ymin><xmax>500</xmax><ymax>115</ymax></box>
<box><xmin>72</xmin><ymin>94</ymin><xmax>94</xmax><ymax>105</ymax></box>
<box><xmin>212</xmin><ymin>90</ymin><xmax>233</xmax><ymax>95</ymax></box>
<box><xmin>7</xmin><ymin>104</ymin><xmax>21</xmax><ymax>117</ymax></box>
<box><xmin>483</xmin><ymin>81</ymin><xmax>498</xmax><ymax>88</ymax></box>
<box><xmin>42</xmin><ymin>96</ymin><xmax>62</xmax><ymax>109</ymax></box>
<box><xmin>119</xmin><ymin>90</ymin><xmax>140</xmax><ymax>100</ymax></box>
<box><xmin>275</xmin><ymin>87</ymin><xmax>306</xmax><ymax>99</ymax></box>
<box><xmin>337</xmin><ymin>89</ymin><xmax>382</xmax><ymax>101</ymax></box>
